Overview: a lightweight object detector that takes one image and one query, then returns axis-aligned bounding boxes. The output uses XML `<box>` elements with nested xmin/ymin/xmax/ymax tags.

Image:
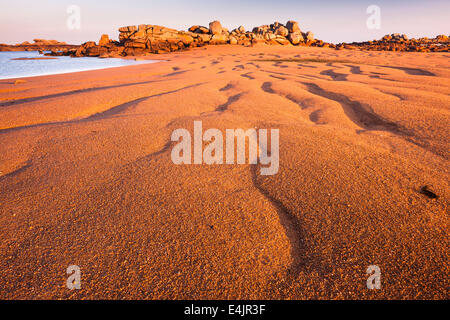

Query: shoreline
<box><xmin>2</xmin><ymin>45</ymin><xmax>448</xmax><ymax>82</ymax></box>
<box><xmin>0</xmin><ymin>50</ymin><xmax>163</xmax><ymax>80</ymax></box>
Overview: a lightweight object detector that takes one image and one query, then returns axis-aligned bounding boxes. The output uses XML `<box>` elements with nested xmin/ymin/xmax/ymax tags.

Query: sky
<box><xmin>0</xmin><ymin>0</ymin><xmax>449</xmax><ymax>45</ymax></box>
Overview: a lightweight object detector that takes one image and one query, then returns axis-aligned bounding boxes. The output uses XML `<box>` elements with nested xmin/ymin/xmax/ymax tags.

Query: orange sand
<box><xmin>0</xmin><ymin>45</ymin><xmax>448</xmax><ymax>299</ymax></box>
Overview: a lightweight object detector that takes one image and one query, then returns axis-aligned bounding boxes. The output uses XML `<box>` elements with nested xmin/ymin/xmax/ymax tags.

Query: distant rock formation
<box><xmin>0</xmin><ymin>39</ymin><xmax>77</xmax><ymax>52</ymax></box>
<box><xmin>32</xmin><ymin>39</ymin><xmax>67</xmax><ymax>46</ymax></box>
<box><xmin>337</xmin><ymin>33</ymin><xmax>449</xmax><ymax>52</ymax></box>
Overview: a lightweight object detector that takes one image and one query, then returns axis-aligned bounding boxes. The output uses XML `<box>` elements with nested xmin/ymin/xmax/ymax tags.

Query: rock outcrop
<box><xmin>0</xmin><ymin>39</ymin><xmax>78</xmax><ymax>52</ymax></box>
<box><xmin>98</xmin><ymin>34</ymin><xmax>111</xmax><ymax>46</ymax></box>
<box><xmin>51</xmin><ymin>20</ymin><xmax>331</xmax><ymax>57</ymax></box>
<box><xmin>338</xmin><ymin>33</ymin><xmax>450</xmax><ymax>52</ymax></box>
<box><xmin>286</xmin><ymin>20</ymin><xmax>300</xmax><ymax>33</ymax></box>
<box><xmin>40</xmin><ymin>21</ymin><xmax>449</xmax><ymax>58</ymax></box>
<box><xmin>209</xmin><ymin>21</ymin><xmax>223</xmax><ymax>35</ymax></box>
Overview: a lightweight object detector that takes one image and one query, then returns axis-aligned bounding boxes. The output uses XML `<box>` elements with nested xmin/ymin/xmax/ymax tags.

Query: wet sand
<box><xmin>0</xmin><ymin>45</ymin><xmax>448</xmax><ymax>299</ymax></box>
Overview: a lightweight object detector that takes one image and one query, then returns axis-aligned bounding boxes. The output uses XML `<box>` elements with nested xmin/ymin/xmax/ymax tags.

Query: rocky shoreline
<box><xmin>337</xmin><ymin>33</ymin><xmax>449</xmax><ymax>52</ymax></box>
<box><xmin>2</xmin><ymin>21</ymin><xmax>449</xmax><ymax>57</ymax></box>
<box><xmin>0</xmin><ymin>39</ymin><xmax>78</xmax><ymax>53</ymax></box>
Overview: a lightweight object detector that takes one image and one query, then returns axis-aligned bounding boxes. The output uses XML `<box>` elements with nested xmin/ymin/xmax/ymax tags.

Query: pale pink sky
<box><xmin>1</xmin><ymin>0</ymin><xmax>449</xmax><ymax>45</ymax></box>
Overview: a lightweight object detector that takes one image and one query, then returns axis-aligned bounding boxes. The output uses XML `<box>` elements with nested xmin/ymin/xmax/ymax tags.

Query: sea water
<box><xmin>0</xmin><ymin>51</ymin><xmax>158</xmax><ymax>80</ymax></box>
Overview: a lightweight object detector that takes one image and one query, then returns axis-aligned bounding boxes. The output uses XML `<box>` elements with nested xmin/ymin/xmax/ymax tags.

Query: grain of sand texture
<box><xmin>0</xmin><ymin>45</ymin><xmax>448</xmax><ymax>299</ymax></box>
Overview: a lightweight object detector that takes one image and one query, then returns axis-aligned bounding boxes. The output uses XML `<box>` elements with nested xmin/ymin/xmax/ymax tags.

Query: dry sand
<box><xmin>0</xmin><ymin>45</ymin><xmax>448</xmax><ymax>299</ymax></box>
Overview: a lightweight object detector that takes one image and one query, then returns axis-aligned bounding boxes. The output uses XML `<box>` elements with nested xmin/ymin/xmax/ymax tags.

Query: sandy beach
<box><xmin>0</xmin><ymin>45</ymin><xmax>448</xmax><ymax>299</ymax></box>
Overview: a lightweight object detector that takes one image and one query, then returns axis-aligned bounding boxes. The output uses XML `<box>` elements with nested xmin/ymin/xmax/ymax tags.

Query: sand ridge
<box><xmin>0</xmin><ymin>45</ymin><xmax>448</xmax><ymax>299</ymax></box>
